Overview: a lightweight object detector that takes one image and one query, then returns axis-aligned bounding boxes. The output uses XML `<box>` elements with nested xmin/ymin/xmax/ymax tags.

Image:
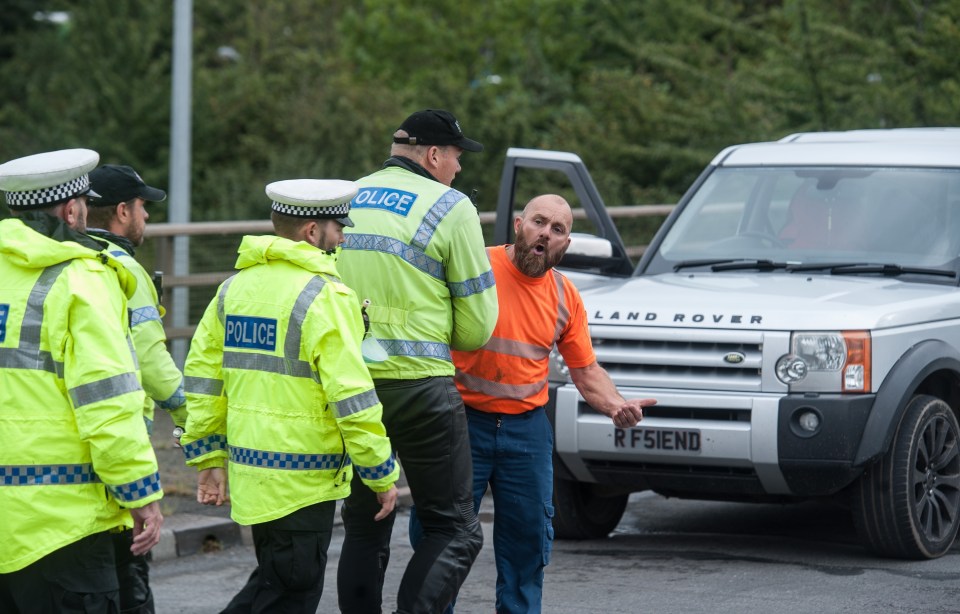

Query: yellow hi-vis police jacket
<box><xmin>0</xmin><ymin>216</ymin><xmax>162</xmax><ymax>574</ymax></box>
<box><xmin>99</xmin><ymin>237</ymin><xmax>186</xmax><ymax>431</ymax></box>
<box><xmin>339</xmin><ymin>164</ymin><xmax>498</xmax><ymax>379</ymax></box>
<box><xmin>181</xmin><ymin>235</ymin><xmax>399</xmax><ymax>526</ymax></box>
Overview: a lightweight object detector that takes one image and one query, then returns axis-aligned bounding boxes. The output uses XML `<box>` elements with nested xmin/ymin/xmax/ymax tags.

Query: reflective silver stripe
<box><xmin>343</xmin><ymin>234</ymin><xmax>445</xmax><ymax>281</ymax></box>
<box><xmin>129</xmin><ymin>306</ymin><xmax>161</xmax><ymax>327</ymax></box>
<box><xmin>330</xmin><ymin>388</ymin><xmax>380</xmax><ymax>418</ymax></box>
<box><xmin>380</xmin><ymin>339</ymin><xmax>451</xmax><ymax>362</ymax></box>
<box><xmin>216</xmin><ymin>275</ymin><xmax>237</xmax><ymax>326</ymax></box>
<box><xmin>410</xmin><ymin>189</ymin><xmax>463</xmax><ymax>251</ymax></box>
<box><xmin>127</xmin><ymin>334</ymin><xmax>139</xmax><ymax>369</ymax></box>
<box><xmin>0</xmin><ymin>262</ymin><xmax>69</xmax><ymax>373</ymax></box>
<box><xmin>158</xmin><ymin>379</ymin><xmax>186</xmax><ymax>410</ymax></box>
<box><xmin>222</xmin><ymin>351</ymin><xmax>317</xmax><ymax>381</ymax></box>
<box><xmin>482</xmin><ymin>336</ymin><xmax>551</xmax><ymax>360</ymax></box>
<box><xmin>0</xmin><ymin>346</ymin><xmax>59</xmax><ymax>372</ymax></box>
<box><xmin>1</xmin><ymin>463</ymin><xmax>100</xmax><ymax>485</ymax></box>
<box><xmin>286</xmin><ymin>277</ymin><xmax>326</xmax><ymax>359</ymax></box>
<box><xmin>22</xmin><ymin>262</ymin><xmax>69</xmax><ymax>348</ymax></box>
<box><xmin>553</xmin><ymin>270</ymin><xmax>569</xmax><ymax>343</ymax></box>
<box><xmin>69</xmin><ymin>371</ymin><xmax>141</xmax><ymax>409</ymax></box>
<box><xmin>448</xmin><ymin>269</ymin><xmax>495</xmax><ymax>298</ymax></box>
<box><xmin>455</xmin><ymin>369</ymin><xmax>548</xmax><ymax>401</ymax></box>
<box><xmin>184</xmin><ymin>375</ymin><xmax>223</xmax><ymax>396</ymax></box>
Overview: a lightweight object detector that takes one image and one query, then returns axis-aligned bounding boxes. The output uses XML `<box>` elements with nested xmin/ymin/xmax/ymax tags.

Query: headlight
<box><xmin>776</xmin><ymin>331</ymin><xmax>871</xmax><ymax>393</ymax></box>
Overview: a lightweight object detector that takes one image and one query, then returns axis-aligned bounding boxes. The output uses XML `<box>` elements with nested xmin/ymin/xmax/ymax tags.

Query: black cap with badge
<box><xmin>393</xmin><ymin>109</ymin><xmax>483</xmax><ymax>152</ymax></box>
<box><xmin>88</xmin><ymin>164</ymin><xmax>167</xmax><ymax>207</ymax></box>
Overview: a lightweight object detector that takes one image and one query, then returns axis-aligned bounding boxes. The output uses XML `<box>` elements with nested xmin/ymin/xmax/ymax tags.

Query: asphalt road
<box><xmin>150</xmin><ymin>491</ymin><xmax>960</xmax><ymax>613</ymax></box>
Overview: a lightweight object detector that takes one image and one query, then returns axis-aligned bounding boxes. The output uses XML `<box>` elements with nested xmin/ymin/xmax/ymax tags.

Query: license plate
<box><xmin>614</xmin><ymin>427</ymin><xmax>702</xmax><ymax>453</ymax></box>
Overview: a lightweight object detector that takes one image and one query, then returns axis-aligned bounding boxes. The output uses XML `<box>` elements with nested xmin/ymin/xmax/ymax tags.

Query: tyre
<box><xmin>851</xmin><ymin>394</ymin><xmax>960</xmax><ymax>559</ymax></box>
<box><xmin>552</xmin><ymin>475</ymin><xmax>629</xmax><ymax>540</ymax></box>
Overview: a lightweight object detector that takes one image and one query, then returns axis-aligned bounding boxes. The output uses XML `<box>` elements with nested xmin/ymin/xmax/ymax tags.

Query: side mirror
<box><xmin>559</xmin><ymin>233</ymin><xmax>618</xmax><ymax>270</ymax></box>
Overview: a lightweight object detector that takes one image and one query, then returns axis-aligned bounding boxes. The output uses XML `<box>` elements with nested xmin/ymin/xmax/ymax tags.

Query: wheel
<box><xmin>851</xmin><ymin>394</ymin><xmax>960</xmax><ymax>559</ymax></box>
<box><xmin>552</xmin><ymin>475</ymin><xmax>629</xmax><ymax>540</ymax></box>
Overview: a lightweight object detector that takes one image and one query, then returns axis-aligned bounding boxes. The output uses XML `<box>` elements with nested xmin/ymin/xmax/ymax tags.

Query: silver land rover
<box><xmin>497</xmin><ymin>134</ymin><xmax>960</xmax><ymax>559</ymax></box>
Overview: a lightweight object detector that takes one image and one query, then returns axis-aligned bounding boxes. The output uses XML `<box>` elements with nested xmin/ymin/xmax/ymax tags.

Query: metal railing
<box><xmin>144</xmin><ymin>204</ymin><xmax>675</xmax><ymax>342</ymax></box>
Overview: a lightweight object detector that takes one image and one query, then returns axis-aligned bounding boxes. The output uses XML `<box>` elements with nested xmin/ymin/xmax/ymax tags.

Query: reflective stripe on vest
<box><xmin>68</xmin><ymin>371</ymin><xmax>141</xmax><ymax>409</ymax></box>
<box><xmin>380</xmin><ymin>339</ymin><xmax>451</xmax><ymax>361</ymax></box>
<box><xmin>456</xmin><ymin>268</ymin><xmax>568</xmax><ymax>401</ymax></box>
<box><xmin>330</xmin><ymin>388</ymin><xmax>380</xmax><ymax>419</ymax></box>
<box><xmin>157</xmin><ymin>378</ymin><xmax>186</xmax><ymax>410</ymax></box>
<box><xmin>355</xmin><ymin>454</ymin><xmax>397</xmax><ymax>481</ymax></box>
<box><xmin>0</xmin><ymin>463</ymin><xmax>162</xmax><ymax>503</ymax></box>
<box><xmin>1</xmin><ymin>463</ymin><xmax>100</xmax><ymax>485</ymax></box>
<box><xmin>130</xmin><ymin>306</ymin><xmax>161</xmax><ymax>327</ymax></box>
<box><xmin>0</xmin><ymin>262</ymin><xmax>68</xmax><ymax>374</ymax></box>
<box><xmin>184</xmin><ymin>375</ymin><xmax>223</xmax><ymax>397</ymax></box>
<box><xmin>182</xmin><ymin>434</ymin><xmax>228</xmax><ymax>460</ymax></box>
<box><xmin>229</xmin><ymin>445</ymin><xmax>348</xmax><ymax>470</ymax></box>
<box><xmin>343</xmin><ymin>188</ymin><xmax>495</xmax><ymax>299</ymax></box>
<box><xmin>107</xmin><ymin>471</ymin><xmax>162</xmax><ymax>503</ymax></box>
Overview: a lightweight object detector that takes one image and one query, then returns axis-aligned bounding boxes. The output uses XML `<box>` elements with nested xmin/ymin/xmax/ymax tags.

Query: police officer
<box><xmin>87</xmin><ymin>164</ymin><xmax>184</xmax><ymax>614</ymax></box>
<box><xmin>0</xmin><ymin>149</ymin><xmax>164</xmax><ymax>613</ymax></box>
<box><xmin>180</xmin><ymin>179</ymin><xmax>399</xmax><ymax>613</ymax></box>
<box><xmin>337</xmin><ymin>109</ymin><xmax>498</xmax><ymax>614</ymax></box>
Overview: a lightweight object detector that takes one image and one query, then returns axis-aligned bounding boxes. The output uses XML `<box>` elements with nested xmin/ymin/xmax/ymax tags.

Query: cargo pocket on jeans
<box><xmin>542</xmin><ymin>501</ymin><xmax>555</xmax><ymax>566</ymax></box>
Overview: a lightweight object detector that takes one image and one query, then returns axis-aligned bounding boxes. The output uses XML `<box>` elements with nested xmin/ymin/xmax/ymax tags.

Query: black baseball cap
<box><xmin>88</xmin><ymin>164</ymin><xmax>167</xmax><ymax>206</ymax></box>
<box><xmin>393</xmin><ymin>109</ymin><xmax>483</xmax><ymax>152</ymax></box>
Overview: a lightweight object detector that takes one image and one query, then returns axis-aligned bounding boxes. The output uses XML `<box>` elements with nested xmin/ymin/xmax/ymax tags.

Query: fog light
<box><xmin>798</xmin><ymin>411</ymin><xmax>820</xmax><ymax>432</ymax></box>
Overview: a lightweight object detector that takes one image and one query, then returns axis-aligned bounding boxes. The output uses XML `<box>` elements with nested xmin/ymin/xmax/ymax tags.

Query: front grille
<box><xmin>589</xmin><ymin>325</ymin><xmax>764</xmax><ymax>392</ymax></box>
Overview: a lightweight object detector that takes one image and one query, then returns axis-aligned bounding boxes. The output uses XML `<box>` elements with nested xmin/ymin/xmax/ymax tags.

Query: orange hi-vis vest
<box><xmin>453</xmin><ymin>245</ymin><xmax>596</xmax><ymax>414</ymax></box>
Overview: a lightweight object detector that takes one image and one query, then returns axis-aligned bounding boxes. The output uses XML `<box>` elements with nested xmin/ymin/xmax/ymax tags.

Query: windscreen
<box><xmin>647</xmin><ymin>166</ymin><xmax>960</xmax><ymax>274</ymax></box>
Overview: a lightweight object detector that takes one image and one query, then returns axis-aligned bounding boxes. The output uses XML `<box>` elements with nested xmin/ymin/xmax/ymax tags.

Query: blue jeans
<box><xmin>411</xmin><ymin>406</ymin><xmax>555</xmax><ymax>614</ymax></box>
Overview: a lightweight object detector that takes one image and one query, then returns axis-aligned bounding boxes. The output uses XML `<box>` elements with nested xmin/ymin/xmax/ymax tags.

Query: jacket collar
<box><xmin>87</xmin><ymin>228</ymin><xmax>136</xmax><ymax>257</ymax></box>
<box><xmin>18</xmin><ymin>211</ymin><xmax>106</xmax><ymax>252</ymax></box>
<box><xmin>234</xmin><ymin>234</ymin><xmax>340</xmax><ymax>277</ymax></box>
<box><xmin>382</xmin><ymin>156</ymin><xmax>441</xmax><ymax>184</ymax></box>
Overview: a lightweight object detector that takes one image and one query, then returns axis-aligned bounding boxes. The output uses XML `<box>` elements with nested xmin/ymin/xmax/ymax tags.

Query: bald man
<box><xmin>413</xmin><ymin>194</ymin><xmax>656</xmax><ymax>613</ymax></box>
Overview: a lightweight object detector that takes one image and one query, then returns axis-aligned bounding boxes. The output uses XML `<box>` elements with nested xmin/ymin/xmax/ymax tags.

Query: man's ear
<box><xmin>115</xmin><ymin>201</ymin><xmax>131</xmax><ymax>223</ymax></box>
<box><xmin>61</xmin><ymin>198</ymin><xmax>81</xmax><ymax>226</ymax></box>
<box><xmin>302</xmin><ymin>220</ymin><xmax>319</xmax><ymax>243</ymax></box>
<box><xmin>424</xmin><ymin>145</ymin><xmax>442</xmax><ymax>170</ymax></box>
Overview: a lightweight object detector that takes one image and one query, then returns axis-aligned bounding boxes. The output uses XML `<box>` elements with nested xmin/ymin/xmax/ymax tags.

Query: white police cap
<box><xmin>266</xmin><ymin>179</ymin><xmax>358</xmax><ymax>227</ymax></box>
<box><xmin>0</xmin><ymin>148</ymin><xmax>101</xmax><ymax>210</ymax></box>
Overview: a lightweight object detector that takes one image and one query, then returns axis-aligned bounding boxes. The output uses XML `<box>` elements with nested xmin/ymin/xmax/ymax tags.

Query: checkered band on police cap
<box><xmin>0</xmin><ymin>149</ymin><xmax>100</xmax><ymax>210</ymax></box>
<box><xmin>266</xmin><ymin>179</ymin><xmax>358</xmax><ymax>224</ymax></box>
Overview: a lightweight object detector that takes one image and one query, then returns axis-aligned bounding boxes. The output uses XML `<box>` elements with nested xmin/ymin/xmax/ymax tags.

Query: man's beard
<box><xmin>513</xmin><ymin>231</ymin><xmax>565</xmax><ymax>277</ymax></box>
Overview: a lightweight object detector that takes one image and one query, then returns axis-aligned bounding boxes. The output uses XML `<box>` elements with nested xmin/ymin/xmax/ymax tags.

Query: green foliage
<box><xmin>2</xmin><ymin>0</ymin><xmax>960</xmax><ymax>243</ymax></box>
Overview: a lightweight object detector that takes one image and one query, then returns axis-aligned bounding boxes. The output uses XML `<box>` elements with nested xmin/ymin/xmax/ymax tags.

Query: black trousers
<box><xmin>0</xmin><ymin>531</ymin><xmax>120</xmax><ymax>614</ymax></box>
<box><xmin>337</xmin><ymin>376</ymin><xmax>483</xmax><ymax>614</ymax></box>
<box><xmin>112</xmin><ymin>529</ymin><xmax>154</xmax><ymax>614</ymax></box>
<box><xmin>221</xmin><ymin>499</ymin><xmax>335</xmax><ymax>614</ymax></box>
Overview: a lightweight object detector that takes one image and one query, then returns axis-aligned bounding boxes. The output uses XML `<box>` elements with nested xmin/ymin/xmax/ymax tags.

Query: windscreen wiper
<box><xmin>787</xmin><ymin>262</ymin><xmax>957</xmax><ymax>278</ymax></box>
<box><xmin>711</xmin><ymin>259</ymin><xmax>791</xmax><ymax>272</ymax></box>
<box><xmin>673</xmin><ymin>258</ymin><xmax>761</xmax><ymax>271</ymax></box>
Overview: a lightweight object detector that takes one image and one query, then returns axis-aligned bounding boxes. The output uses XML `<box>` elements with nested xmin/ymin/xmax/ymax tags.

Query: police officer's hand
<box><xmin>611</xmin><ymin>398</ymin><xmax>657</xmax><ymax>429</ymax></box>
<box><xmin>129</xmin><ymin>501</ymin><xmax>164</xmax><ymax>556</ymax></box>
<box><xmin>197</xmin><ymin>467</ymin><xmax>228</xmax><ymax>506</ymax></box>
<box><xmin>374</xmin><ymin>485</ymin><xmax>398</xmax><ymax>521</ymax></box>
